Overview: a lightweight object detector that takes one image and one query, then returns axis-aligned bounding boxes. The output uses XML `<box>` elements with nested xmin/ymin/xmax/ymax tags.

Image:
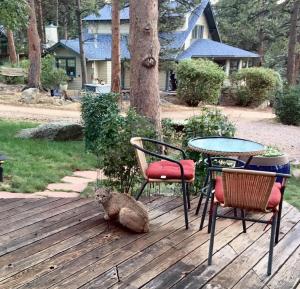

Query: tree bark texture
<box><xmin>76</xmin><ymin>0</ymin><xmax>87</xmax><ymax>88</ymax></box>
<box><xmin>129</xmin><ymin>0</ymin><xmax>161</xmax><ymax>133</ymax></box>
<box><xmin>27</xmin><ymin>0</ymin><xmax>41</xmax><ymax>88</ymax></box>
<box><xmin>35</xmin><ymin>0</ymin><xmax>45</xmax><ymax>46</ymax></box>
<box><xmin>287</xmin><ymin>0</ymin><xmax>300</xmax><ymax>85</ymax></box>
<box><xmin>6</xmin><ymin>29</ymin><xmax>17</xmax><ymax>64</ymax></box>
<box><xmin>111</xmin><ymin>0</ymin><xmax>121</xmax><ymax>93</ymax></box>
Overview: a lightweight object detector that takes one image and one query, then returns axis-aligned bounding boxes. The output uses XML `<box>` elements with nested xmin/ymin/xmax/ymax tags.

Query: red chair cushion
<box><xmin>146</xmin><ymin>160</ymin><xmax>195</xmax><ymax>181</ymax></box>
<box><xmin>215</xmin><ymin>176</ymin><xmax>282</xmax><ymax>209</ymax></box>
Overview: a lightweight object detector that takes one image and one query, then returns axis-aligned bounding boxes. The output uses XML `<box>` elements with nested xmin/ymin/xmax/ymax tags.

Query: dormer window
<box><xmin>192</xmin><ymin>25</ymin><xmax>204</xmax><ymax>39</ymax></box>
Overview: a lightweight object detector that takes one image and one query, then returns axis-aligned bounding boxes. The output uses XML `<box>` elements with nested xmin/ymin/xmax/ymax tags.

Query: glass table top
<box><xmin>188</xmin><ymin>137</ymin><xmax>266</xmax><ymax>156</ymax></box>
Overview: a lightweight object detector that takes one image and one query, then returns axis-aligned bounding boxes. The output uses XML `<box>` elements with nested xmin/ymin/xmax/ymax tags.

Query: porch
<box><xmin>0</xmin><ymin>196</ymin><xmax>299</xmax><ymax>289</ymax></box>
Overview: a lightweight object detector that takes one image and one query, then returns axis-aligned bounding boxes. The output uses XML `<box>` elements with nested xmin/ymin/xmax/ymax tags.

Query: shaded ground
<box><xmin>0</xmin><ymin>102</ymin><xmax>299</xmax><ymax>161</ymax></box>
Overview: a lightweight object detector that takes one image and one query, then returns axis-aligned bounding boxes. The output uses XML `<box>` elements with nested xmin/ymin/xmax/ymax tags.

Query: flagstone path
<box><xmin>0</xmin><ymin>170</ymin><xmax>97</xmax><ymax>199</ymax></box>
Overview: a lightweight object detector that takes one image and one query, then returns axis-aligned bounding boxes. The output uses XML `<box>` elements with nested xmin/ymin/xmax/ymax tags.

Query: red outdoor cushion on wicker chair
<box><xmin>146</xmin><ymin>160</ymin><xmax>195</xmax><ymax>180</ymax></box>
<box><xmin>214</xmin><ymin>176</ymin><xmax>282</xmax><ymax>209</ymax></box>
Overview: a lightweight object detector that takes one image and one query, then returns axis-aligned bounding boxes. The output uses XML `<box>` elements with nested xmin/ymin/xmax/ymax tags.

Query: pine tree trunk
<box><xmin>258</xmin><ymin>29</ymin><xmax>264</xmax><ymax>65</ymax></box>
<box><xmin>287</xmin><ymin>0</ymin><xmax>300</xmax><ymax>85</ymax></box>
<box><xmin>6</xmin><ymin>29</ymin><xmax>17</xmax><ymax>64</ymax></box>
<box><xmin>129</xmin><ymin>0</ymin><xmax>161</xmax><ymax>133</ymax></box>
<box><xmin>27</xmin><ymin>0</ymin><xmax>41</xmax><ymax>88</ymax></box>
<box><xmin>35</xmin><ymin>0</ymin><xmax>45</xmax><ymax>45</ymax></box>
<box><xmin>111</xmin><ymin>0</ymin><xmax>121</xmax><ymax>93</ymax></box>
<box><xmin>76</xmin><ymin>0</ymin><xmax>87</xmax><ymax>88</ymax></box>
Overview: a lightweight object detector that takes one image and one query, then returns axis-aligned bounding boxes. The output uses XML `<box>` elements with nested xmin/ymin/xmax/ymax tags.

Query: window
<box><xmin>56</xmin><ymin>57</ymin><xmax>76</xmax><ymax>77</ymax></box>
<box><xmin>230</xmin><ymin>60</ymin><xmax>239</xmax><ymax>73</ymax></box>
<box><xmin>192</xmin><ymin>25</ymin><xmax>204</xmax><ymax>39</ymax></box>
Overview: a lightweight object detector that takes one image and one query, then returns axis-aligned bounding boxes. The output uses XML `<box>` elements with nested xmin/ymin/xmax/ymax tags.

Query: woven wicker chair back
<box><xmin>221</xmin><ymin>168</ymin><xmax>276</xmax><ymax>212</ymax></box>
<box><xmin>130</xmin><ymin>137</ymin><xmax>148</xmax><ymax>179</ymax></box>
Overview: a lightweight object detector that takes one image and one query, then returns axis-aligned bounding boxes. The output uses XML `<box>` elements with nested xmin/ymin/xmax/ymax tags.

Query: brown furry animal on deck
<box><xmin>95</xmin><ymin>188</ymin><xmax>150</xmax><ymax>233</ymax></box>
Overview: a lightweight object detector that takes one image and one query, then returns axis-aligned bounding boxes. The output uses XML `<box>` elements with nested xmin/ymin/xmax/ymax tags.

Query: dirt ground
<box><xmin>0</xmin><ymin>99</ymin><xmax>299</xmax><ymax>161</ymax></box>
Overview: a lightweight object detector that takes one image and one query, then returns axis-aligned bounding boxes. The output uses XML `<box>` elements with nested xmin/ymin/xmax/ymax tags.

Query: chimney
<box><xmin>45</xmin><ymin>23</ymin><xmax>58</xmax><ymax>48</ymax></box>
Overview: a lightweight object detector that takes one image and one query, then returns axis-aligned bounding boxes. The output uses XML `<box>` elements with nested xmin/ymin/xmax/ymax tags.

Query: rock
<box><xmin>16</xmin><ymin>121</ymin><xmax>84</xmax><ymax>141</ymax></box>
<box><xmin>292</xmin><ymin>169</ymin><xmax>300</xmax><ymax>179</ymax></box>
<box><xmin>20</xmin><ymin>88</ymin><xmax>40</xmax><ymax>104</ymax></box>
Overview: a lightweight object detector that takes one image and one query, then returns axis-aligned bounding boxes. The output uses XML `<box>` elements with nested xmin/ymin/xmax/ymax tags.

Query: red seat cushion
<box><xmin>215</xmin><ymin>176</ymin><xmax>282</xmax><ymax>209</ymax></box>
<box><xmin>146</xmin><ymin>160</ymin><xmax>195</xmax><ymax>181</ymax></box>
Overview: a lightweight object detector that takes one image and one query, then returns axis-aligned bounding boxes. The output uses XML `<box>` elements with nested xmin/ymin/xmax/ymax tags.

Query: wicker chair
<box><xmin>207</xmin><ymin>168</ymin><xmax>290</xmax><ymax>276</ymax></box>
<box><xmin>130</xmin><ymin>137</ymin><xmax>195</xmax><ymax>229</ymax></box>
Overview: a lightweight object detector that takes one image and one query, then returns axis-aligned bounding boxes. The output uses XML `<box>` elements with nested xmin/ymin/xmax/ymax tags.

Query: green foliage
<box><xmin>0</xmin><ymin>0</ymin><xmax>28</xmax><ymax>30</ymax></box>
<box><xmin>275</xmin><ymin>85</ymin><xmax>300</xmax><ymax>126</ymax></box>
<box><xmin>232</xmin><ymin>67</ymin><xmax>279</xmax><ymax>106</ymax></box>
<box><xmin>81</xmin><ymin>93</ymin><xmax>157</xmax><ymax>194</ymax></box>
<box><xmin>176</xmin><ymin>59</ymin><xmax>226</xmax><ymax>107</ymax></box>
<box><xmin>41</xmin><ymin>55</ymin><xmax>68</xmax><ymax>89</ymax></box>
<box><xmin>0</xmin><ymin>120</ymin><xmax>96</xmax><ymax>193</ymax></box>
<box><xmin>182</xmin><ymin>108</ymin><xmax>236</xmax><ymax>188</ymax></box>
<box><xmin>260</xmin><ymin>146</ymin><xmax>283</xmax><ymax>157</ymax></box>
<box><xmin>215</xmin><ymin>0</ymin><xmax>289</xmax><ymax>75</ymax></box>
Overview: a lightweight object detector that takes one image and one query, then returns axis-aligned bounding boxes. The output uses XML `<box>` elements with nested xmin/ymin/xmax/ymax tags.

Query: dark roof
<box><xmin>50</xmin><ymin>35</ymin><xmax>130</xmax><ymax>60</ymax></box>
<box><xmin>177</xmin><ymin>39</ymin><xmax>259</xmax><ymax>60</ymax></box>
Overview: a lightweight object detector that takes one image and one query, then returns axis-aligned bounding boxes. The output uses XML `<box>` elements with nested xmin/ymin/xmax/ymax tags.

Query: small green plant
<box><xmin>176</xmin><ymin>59</ymin><xmax>226</xmax><ymax>107</ymax></box>
<box><xmin>232</xmin><ymin>67</ymin><xmax>279</xmax><ymax>107</ymax></box>
<box><xmin>81</xmin><ymin>93</ymin><xmax>157</xmax><ymax>194</ymax></box>
<box><xmin>182</xmin><ymin>108</ymin><xmax>236</xmax><ymax>189</ymax></box>
<box><xmin>274</xmin><ymin>85</ymin><xmax>300</xmax><ymax>126</ymax></box>
<box><xmin>260</xmin><ymin>146</ymin><xmax>283</xmax><ymax>157</ymax></box>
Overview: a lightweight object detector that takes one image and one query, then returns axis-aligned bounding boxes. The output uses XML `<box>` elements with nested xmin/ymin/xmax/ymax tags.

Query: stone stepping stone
<box><xmin>73</xmin><ymin>170</ymin><xmax>98</xmax><ymax>180</ymax></box>
<box><xmin>61</xmin><ymin>176</ymin><xmax>94</xmax><ymax>184</ymax></box>
<box><xmin>47</xmin><ymin>182</ymin><xmax>87</xmax><ymax>193</ymax></box>
<box><xmin>34</xmin><ymin>191</ymin><xmax>80</xmax><ymax>198</ymax></box>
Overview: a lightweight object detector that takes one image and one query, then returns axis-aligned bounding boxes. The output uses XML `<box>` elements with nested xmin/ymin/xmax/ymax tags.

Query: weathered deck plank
<box><xmin>0</xmin><ymin>197</ymin><xmax>298</xmax><ymax>289</ymax></box>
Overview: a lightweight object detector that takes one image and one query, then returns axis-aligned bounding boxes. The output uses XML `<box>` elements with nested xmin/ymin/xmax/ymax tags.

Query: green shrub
<box><xmin>182</xmin><ymin>108</ymin><xmax>236</xmax><ymax>188</ymax></box>
<box><xmin>176</xmin><ymin>59</ymin><xmax>226</xmax><ymax>107</ymax></box>
<box><xmin>275</xmin><ymin>85</ymin><xmax>300</xmax><ymax>126</ymax></box>
<box><xmin>233</xmin><ymin>67</ymin><xmax>279</xmax><ymax>107</ymax></box>
<box><xmin>41</xmin><ymin>55</ymin><xmax>68</xmax><ymax>89</ymax></box>
<box><xmin>81</xmin><ymin>93</ymin><xmax>156</xmax><ymax>194</ymax></box>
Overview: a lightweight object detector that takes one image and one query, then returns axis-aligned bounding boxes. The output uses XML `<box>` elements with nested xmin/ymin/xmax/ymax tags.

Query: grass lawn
<box><xmin>285</xmin><ymin>176</ymin><xmax>300</xmax><ymax>209</ymax></box>
<box><xmin>0</xmin><ymin>120</ymin><xmax>96</xmax><ymax>193</ymax></box>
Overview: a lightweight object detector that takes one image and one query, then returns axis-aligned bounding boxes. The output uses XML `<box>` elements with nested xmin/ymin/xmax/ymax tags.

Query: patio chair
<box><xmin>207</xmin><ymin>168</ymin><xmax>290</xmax><ymax>275</ymax></box>
<box><xmin>196</xmin><ymin>157</ymin><xmax>246</xmax><ymax>232</ymax></box>
<box><xmin>130</xmin><ymin>137</ymin><xmax>195</xmax><ymax>229</ymax></box>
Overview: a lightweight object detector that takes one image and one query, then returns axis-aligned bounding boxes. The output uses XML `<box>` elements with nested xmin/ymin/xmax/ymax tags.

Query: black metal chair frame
<box><xmin>207</xmin><ymin>167</ymin><xmax>290</xmax><ymax>276</ymax></box>
<box><xmin>196</xmin><ymin>156</ymin><xmax>246</xmax><ymax>232</ymax></box>
<box><xmin>131</xmin><ymin>137</ymin><xmax>193</xmax><ymax>230</ymax></box>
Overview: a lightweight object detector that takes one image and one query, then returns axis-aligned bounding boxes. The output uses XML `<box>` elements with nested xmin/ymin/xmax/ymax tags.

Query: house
<box><xmin>49</xmin><ymin>0</ymin><xmax>259</xmax><ymax>91</ymax></box>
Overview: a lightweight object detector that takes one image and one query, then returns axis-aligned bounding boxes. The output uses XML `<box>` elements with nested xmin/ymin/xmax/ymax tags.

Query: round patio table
<box><xmin>188</xmin><ymin>136</ymin><xmax>266</xmax><ymax>158</ymax></box>
<box><xmin>188</xmin><ymin>136</ymin><xmax>266</xmax><ymax>231</ymax></box>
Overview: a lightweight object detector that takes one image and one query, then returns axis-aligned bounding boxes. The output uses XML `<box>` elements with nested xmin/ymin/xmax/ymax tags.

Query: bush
<box><xmin>41</xmin><ymin>55</ymin><xmax>68</xmax><ymax>89</ymax></box>
<box><xmin>176</xmin><ymin>59</ymin><xmax>226</xmax><ymax>107</ymax></box>
<box><xmin>275</xmin><ymin>85</ymin><xmax>300</xmax><ymax>126</ymax></box>
<box><xmin>232</xmin><ymin>67</ymin><xmax>279</xmax><ymax>107</ymax></box>
<box><xmin>81</xmin><ymin>93</ymin><xmax>157</xmax><ymax>194</ymax></box>
<box><xmin>182</xmin><ymin>108</ymin><xmax>236</xmax><ymax>188</ymax></box>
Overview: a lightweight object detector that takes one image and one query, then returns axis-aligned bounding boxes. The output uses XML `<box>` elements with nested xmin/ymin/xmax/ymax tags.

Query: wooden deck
<box><xmin>0</xmin><ymin>196</ymin><xmax>299</xmax><ymax>289</ymax></box>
